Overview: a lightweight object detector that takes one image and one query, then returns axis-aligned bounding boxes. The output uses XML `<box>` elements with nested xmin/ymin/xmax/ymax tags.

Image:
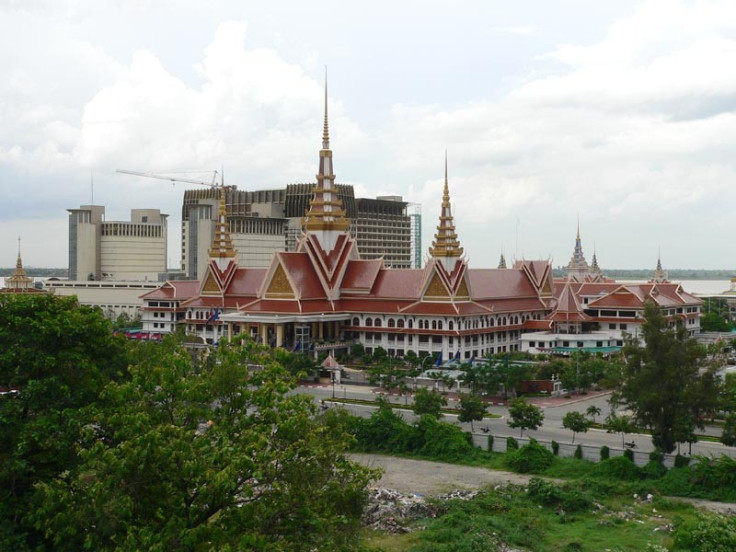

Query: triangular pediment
<box><xmin>201</xmin><ymin>271</ymin><xmax>221</xmax><ymax>295</ymax></box>
<box><xmin>423</xmin><ymin>271</ymin><xmax>451</xmax><ymax>301</ymax></box>
<box><xmin>455</xmin><ymin>278</ymin><xmax>470</xmax><ymax>299</ymax></box>
<box><xmin>265</xmin><ymin>263</ymin><xmax>296</xmax><ymax>299</ymax></box>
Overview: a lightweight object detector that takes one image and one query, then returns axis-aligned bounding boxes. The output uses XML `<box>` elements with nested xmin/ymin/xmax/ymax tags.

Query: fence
<box><xmin>471</xmin><ymin>432</ymin><xmax>688</xmax><ymax>468</ymax></box>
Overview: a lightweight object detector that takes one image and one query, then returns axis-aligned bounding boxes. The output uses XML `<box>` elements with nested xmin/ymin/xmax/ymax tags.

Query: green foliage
<box><xmin>616</xmin><ymin>301</ymin><xmax>717</xmax><ymax>453</ymax></box>
<box><xmin>600</xmin><ymin>445</ymin><xmax>610</xmax><ymax>460</ymax></box>
<box><xmin>674</xmin><ymin>454</ymin><xmax>691</xmax><ymax>468</ymax></box>
<box><xmin>592</xmin><ymin>456</ymin><xmax>642</xmax><ymax>481</ymax></box>
<box><xmin>606</xmin><ymin>412</ymin><xmax>635</xmax><ymax>448</ymax></box>
<box><xmin>649</xmin><ymin>449</ymin><xmax>665</xmax><ymax>464</ymax></box>
<box><xmin>551</xmin><ymin>440</ymin><xmax>560</xmax><ymax>456</ymax></box>
<box><xmin>27</xmin><ymin>336</ymin><xmax>378</xmax><ymax>551</ymax></box>
<box><xmin>487</xmin><ymin>434</ymin><xmax>494</xmax><ymax>451</ymax></box>
<box><xmin>562</xmin><ymin>411</ymin><xmax>591</xmax><ymax>443</ymax></box>
<box><xmin>505</xmin><ymin>439</ymin><xmax>554</xmax><ymax>474</ymax></box>
<box><xmin>507</xmin><ymin>397</ymin><xmax>544</xmax><ymax>436</ymax></box>
<box><xmin>721</xmin><ymin>413</ymin><xmax>736</xmax><ymax>446</ymax></box>
<box><xmin>701</xmin><ymin>311</ymin><xmax>732</xmax><ymax>332</ymax></box>
<box><xmin>457</xmin><ymin>393</ymin><xmax>486</xmax><ymax>431</ymax></box>
<box><xmin>574</xmin><ymin>444</ymin><xmax>583</xmax><ymax>459</ymax></box>
<box><xmin>506</xmin><ymin>436</ymin><xmax>519</xmax><ymax>450</ymax></box>
<box><xmin>0</xmin><ymin>294</ymin><xmax>129</xmax><ymax>549</ymax></box>
<box><xmin>412</xmin><ymin>388</ymin><xmax>447</xmax><ymax>419</ymax></box>
<box><xmin>624</xmin><ymin>448</ymin><xmax>635</xmax><ymax>462</ymax></box>
<box><xmin>415</xmin><ymin>415</ymin><xmax>475</xmax><ymax>460</ymax></box>
<box><xmin>586</xmin><ymin>404</ymin><xmax>602</xmax><ymax>423</ymax></box>
<box><xmin>673</xmin><ymin>514</ymin><xmax>736</xmax><ymax>551</ymax></box>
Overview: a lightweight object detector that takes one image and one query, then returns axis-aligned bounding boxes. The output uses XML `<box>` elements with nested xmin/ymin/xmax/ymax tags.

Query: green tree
<box><xmin>606</xmin><ymin>413</ymin><xmax>635</xmax><ymax>449</ymax></box>
<box><xmin>722</xmin><ymin>413</ymin><xmax>736</xmax><ymax>447</ymax></box>
<box><xmin>30</xmin><ymin>336</ymin><xmax>377</xmax><ymax>551</ymax></box>
<box><xmin>507</xmin><ymin>397</ymin><xmax>544</xmax><ymax>437</ymax></box>
<box><xmin>413</xmin><ymin>387</ymin><xmax>447</xmax><ymax>419</ymax></box>
<box><xmin>462</xmin><ymin>361</ymin><xmax>502</xmax><ymax>397</ymax></box>
<box><xmin>562</xmin><ymin>411</ymin><xmax>591</xmax><ymax>443</ymax></box>
<box><xmin>458</xmin><ymin>393</ymin><xmax>486</xmax><ymax>431</ymax></box>
<box><xmin>0</xmin><ymin>294</ymin><xmax>128</xmax><ymax>549</ymax></box>
<box><xmin>614</xmin><ymin>301</ymin><xmax>717</xmax><ymax>453</ymax></box>
<box><xmin>586</xmin><ymin>405</ymin><xmax>602</xmax><ymax>424</ymax></box>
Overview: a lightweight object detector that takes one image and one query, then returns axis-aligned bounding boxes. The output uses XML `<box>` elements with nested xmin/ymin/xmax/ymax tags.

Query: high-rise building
<box><xmin>68</xmin><ymin>205</ymin><xmax>167</xmax><ymax>281</ymax></box>
<box><xmin>181</xmin><ymin>182</ymin><xmax>415</xmax><ymax>279</ymax></box>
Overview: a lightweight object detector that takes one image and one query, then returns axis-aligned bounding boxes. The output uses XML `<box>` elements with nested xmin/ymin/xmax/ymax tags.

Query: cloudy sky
<box><xmin>2</xmin><ymin>0</ymin><xmax>735</xmax><ymax>271</ymax></box>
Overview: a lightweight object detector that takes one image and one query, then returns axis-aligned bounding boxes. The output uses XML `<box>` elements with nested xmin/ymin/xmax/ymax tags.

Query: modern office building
<box><xmin>68</xmin><ymin>205</ymin><xmax>168</xmax><ymax>281</ymax></box>
<box><xmin>180</xmin><ymin>183</ymin><xmax>415</xmax><ymax>280</ymax></box>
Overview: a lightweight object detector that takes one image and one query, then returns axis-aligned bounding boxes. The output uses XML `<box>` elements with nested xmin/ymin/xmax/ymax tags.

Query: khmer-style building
<box><xmin>141</xmin><ymin>82</ymin><xmax>702</xmax><ymax>357</ymax></box>
<box><xmin>1</xmin><ymin>239</ymin><xmax>45</xmax><ymax>295</ymax></box>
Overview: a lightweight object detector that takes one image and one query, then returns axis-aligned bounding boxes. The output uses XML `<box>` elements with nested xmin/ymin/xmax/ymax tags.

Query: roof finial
<box><xmin>322</xmin><ymin>66</ymin><xmax>330</xmax><ymax>150</ymax></box>
<box><xmin>429</xmin><ymin>151</ymin><xmax>464</xmax><ymax>263</ymax></box>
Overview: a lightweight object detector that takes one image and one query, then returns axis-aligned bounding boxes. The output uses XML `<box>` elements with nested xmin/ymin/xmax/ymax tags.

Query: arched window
<box><xmin>374</xmin><ymin>318</ymin><xmax>382</xmax><ymax>327</ymax></box>
<box><xmin>432</xmin><ymin>320</ymin><xmax>437</xmax><ymax>330</ymax></box>
<box><xmin>366</xmin><ymin>318</ymin><xmax>373</xmax><ymax>327</ymax></box>
<box><xmin>489</xmin><ymin>318</ymin><xmax>494</xmax><ymax>327</ymax></box>
<box><xmin>408</xmin><ymin>320</ymin><xmax>414</xmax><ymax>329</ymax></box>
<box><xmin>449</xmin><ymin>321</ymin><xmax>454</xmax><ymax>330</ymax></box>
<box><xmin>438</xmin><ymin>321</ymin><xmax>443</xmax><ymax>330</ymax></box>
<box><xmin>388</xmin><ymin>318</ymin><xmax>396</xmax><ymax>328</ymax></box>
<box><xmin>502</xmin><ymin>317</ymin><xmax>507</xmax><ymax>326</ymax></box>
<box><xmin>353</xmin><ymin>317</ymin><xmax>360</xmax><ymax>326</ymax></box>
<box><xmin>397</xmin><ymin>319</ymin><xmax>405</xmax><ymax>328</ymax></box>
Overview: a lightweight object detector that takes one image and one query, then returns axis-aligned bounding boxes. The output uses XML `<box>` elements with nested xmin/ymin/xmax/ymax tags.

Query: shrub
<box><xmin>551</xmin><ymin>440</ymin><xmax>559</xmax><ymax>456</ymax></box>
<box><xmin>641</xmin><ymin>460</ymin><xmax>667</xmax><ymax>480</ymax></box>
<box><xmin>527</xmin><ymin>477</ymin><xmax>592</xmax><ymax>513</ymax></box>
<box><xmin>506</xmin><ymin>439</ymin><xmax>554</xmax><ymax>474</ymax></box>
<box><xmin>415</xmin><ymin>415</ymin><xmax>474</xmax><ymax>460</ymax></box>
<box><xmin>506</xmin><ymin>436</ymin><xmax>519</xmax><ymax>451</ymax></box>
<box><xmin>600</xmin><ymin>446</ymin><xmax>610</xmax><ymax>460</ymax></box>
<box><xmin>673</xmin><ymin>514</ymin><xmax>736</xmax><ymax>551</ymax></box>
<box><xmin>487</xmin><ymin>434</ymin><xmax>494</xmax><ymax>452</ymax></box>
<box><xmin>592</xmin><ymin>456</ymin><xmax>643</xmax><ymax>481</ymax></box>
<box><xmin>574</xmin><ymin>444</ymin><xmax>583</xmax><ymax>459</ymax></box>
<box><xmin>649</xmin><ymin>449</ymin><xmax>664</xmax><ymax>464</ymax></box>
<box><xmin>674</xmin><ymin>454</ymin><xmax>691</xmax><ymax>468</ymax></box>
<box><xmin>624</xmin><ymin>448</ymin><xmax>634</xmax><ymax>462</ymax></box>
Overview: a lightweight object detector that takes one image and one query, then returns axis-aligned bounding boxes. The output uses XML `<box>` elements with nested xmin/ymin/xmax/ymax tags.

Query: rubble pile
<box><xmin>363</xmin><ymin>487</ymin><xmax>480</xmax><ymax>533</ymax></box>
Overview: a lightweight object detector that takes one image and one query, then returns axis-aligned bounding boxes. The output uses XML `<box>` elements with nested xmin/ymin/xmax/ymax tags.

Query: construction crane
<box><xmin>116</xmin><ymin>169</ymin><xmax>222</xmax><ymax>189</ymax></box>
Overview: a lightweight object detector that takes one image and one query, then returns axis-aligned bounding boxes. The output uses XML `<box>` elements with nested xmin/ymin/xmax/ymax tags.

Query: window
<box><xmin>388</xmin><ymin>318</ymin><xmax>396</xmax><ymax>328</ymax></box>
<box><xmin>397</xmin><ymin>319</ymin><xmax>405</xmax><ymax>328</ymax></box>
<box><xmin>529</xmin><ymin>341</ymin><xmax>536</xmax><ymax>348</ymax></box>
<box><xmin>353</xmin><ymin>317</ymin><xmax>359</xmax><ymax>326</ymax></box>
<box><xmin>609</xmin><ymin>323</ymin><xmax>616</xmax><ymax>330</ymax></box>
<box><xmin>374</xmin><ymin>318</ymin><xmax>382</xmax><ymax>327</ymax></box>
<box><xmin>449</xmin><ymin>321</ymin><xmax>454</xmax><ymax>330</ymax></box>
<box><xmin>620</xmin><ymin>324</ymin><xmax>627</xmax><ymax>330</ymax></box>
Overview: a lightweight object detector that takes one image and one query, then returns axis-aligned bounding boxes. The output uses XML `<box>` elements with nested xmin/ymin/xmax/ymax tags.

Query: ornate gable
<box><xmin>455</xmin><ymin>278</ymin><xmax>470</xmax><ymax>300</ymax></box>
<box><xmin>265</xmin><ymin>263</ymin><xmax>296</xmax><ymax>299</ymax></box>
<box><xmin>423</xmin><ymin>271</ymin><xmax>451</xmax><ymax>301</ymax></box>
<box><xmin>201</xmin><ymin>271</ymin><xmax>221</xmax><ymax>295</ymax></box>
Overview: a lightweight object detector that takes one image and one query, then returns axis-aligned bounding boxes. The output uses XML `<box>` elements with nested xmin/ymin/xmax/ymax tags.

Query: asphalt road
<box><xmin>298</xmin><ymin>383</ymin><xmax>736</xmax><ymax>459</ymax></box>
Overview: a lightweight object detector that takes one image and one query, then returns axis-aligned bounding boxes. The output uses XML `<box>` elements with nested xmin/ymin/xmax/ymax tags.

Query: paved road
<box><xmin>299</xmin><ymin>383</ymin><xmax>736</xmax><ymax>459</ymax></box>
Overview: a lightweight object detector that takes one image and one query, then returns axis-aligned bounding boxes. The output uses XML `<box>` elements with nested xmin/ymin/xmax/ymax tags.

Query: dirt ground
<box><xmin>350</xmin><ymin>453</ymin><xmax>736</xmax><ymax>515</ymax></box>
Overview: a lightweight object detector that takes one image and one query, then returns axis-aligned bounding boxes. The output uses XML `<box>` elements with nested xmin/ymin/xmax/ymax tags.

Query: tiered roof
<box><xmin>428</xmin><ymin>154</ymin><xmax>464</xmax><ymax>261</ymax></box>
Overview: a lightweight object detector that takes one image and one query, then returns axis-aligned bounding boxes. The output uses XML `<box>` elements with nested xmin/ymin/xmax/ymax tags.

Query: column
<box><xmin>276</xmin><ymin>324</ymin><xmax>284</xmax><ymax>348</ymax></box>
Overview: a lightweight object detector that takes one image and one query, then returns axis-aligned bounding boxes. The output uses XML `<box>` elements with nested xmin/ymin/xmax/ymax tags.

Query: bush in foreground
<box><xmin>506</xmin><ymin>439</ymin><xmax>554</xmax><ymax>474</ymax></box>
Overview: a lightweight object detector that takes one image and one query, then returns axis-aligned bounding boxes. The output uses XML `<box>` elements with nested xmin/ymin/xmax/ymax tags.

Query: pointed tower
<box><xmin>651</xmin><ymin>251</ymin><xmax>668</xmax><ymax>283</ymax></box>
<box><xmin>590</xmin><ymin>248</ymin><xmax>601</xmax><ymax>275</ymax></box>
<box><xmin>208</xmin><ymin>185</ymin><xmax>237</xmax><ymax>272</ymax></box>
<box><xmin>566</xmin><ymin>220</ymin><xmax>589</xmax><ymax>281</ymax></box>
<box><xmin>428</xmin><ymin>153</ymin><xmax>464</xmax><ymax>273</ymax></box>
<box><xmin>498</xmin><ymin>252</ymin><xmax>507</xmax><ymax>269</ymax></box>
<box><xmin>303</xmin><ymin>71</ymin><xmax>350</xmax><ymax>253</ymax></box>
<box><xmin>7</xmin><ymin>237</ymin><xmax>33</xmax><ymax>291</ymax></box>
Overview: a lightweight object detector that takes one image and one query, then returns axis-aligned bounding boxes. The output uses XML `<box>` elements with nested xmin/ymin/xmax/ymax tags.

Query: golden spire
<box><xmin>208</xmin><ymin>184</ymin><xmax>236</xmax><ymax>259</ymax></box>
<box><xmin>8</xmin><ymin>236</ymin><xmax>33</xmax><ymax>290</ymax></box>
<box><xmin>303</xmin><ymin>70</ymin><xmax>350</xmax><ymax>233</ymax></box>
<box><xmin>322</xmin><ymin>67</ymin><xmax>330</xmax><ymax>150</ymax></box>
<box><xmin>429</xmin><ymin>152</ymin><xmax>464</xmax><ymax>259</ymax></box>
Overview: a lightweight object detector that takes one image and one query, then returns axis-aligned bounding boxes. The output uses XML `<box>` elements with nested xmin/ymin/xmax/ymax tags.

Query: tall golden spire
<box><xmin>208</xmin><ymin>184</ymin><xmax>236</xmax><ymax>260</ymax></box>
<box><xmin>8</xmin><ymin>236</ymin><xmax>33</xmax><ymax>290</ymax></box>
<box><xmin>303</xmin><ymin>69</ymin><xmax>350</xmax><ymax>236</ymax></box>
<box><xmin>429</xmin><ymin>152</ymin><xmax>464</xmax><ymax>260</ymax></box>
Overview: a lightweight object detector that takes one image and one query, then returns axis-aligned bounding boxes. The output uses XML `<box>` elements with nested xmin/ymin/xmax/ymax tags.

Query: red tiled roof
<box><xmin>279</xmin><ymin>252</ymin><xmax>327</xmax><ymax>299</ymax></box>
<box><xmin>341</xmin><ymin>259</ymin><xmax>383</xmax><ymax>291</ymax></box>
<box><xmin>468</xmin><ymin>269</ymin><xmax>539</xmax><ymax>299</ymax></box>
<box><xmin>226</xmin><ymin>268</ymin><xmax>265</xmax><ymax>296</ymax></box>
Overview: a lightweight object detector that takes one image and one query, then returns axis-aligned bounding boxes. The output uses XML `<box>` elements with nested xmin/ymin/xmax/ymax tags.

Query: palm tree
<box><xmin>586</xmin><ymin>405</ymin><xmax>602</xmax><ymax>424</ymax></box>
